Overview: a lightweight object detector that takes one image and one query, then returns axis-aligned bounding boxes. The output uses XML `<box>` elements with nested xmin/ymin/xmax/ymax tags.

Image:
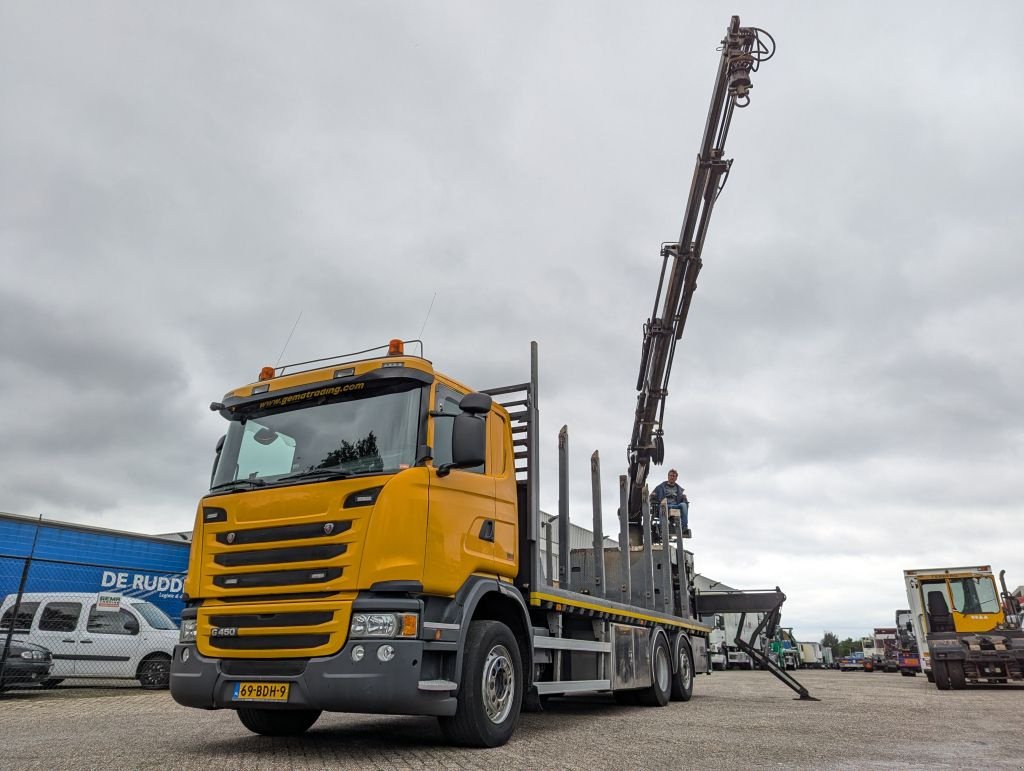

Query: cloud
<box><xmin>2</xmin><ymin>2</ymin><xmax>1022</xmax><ymax>643</ymax></box>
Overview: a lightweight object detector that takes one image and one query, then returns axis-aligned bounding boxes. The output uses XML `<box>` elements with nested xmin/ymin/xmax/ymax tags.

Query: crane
<box><xmin>627</xmin><ymin>16</ymin><xmax>775</xmax><ymax>527</ymax></box>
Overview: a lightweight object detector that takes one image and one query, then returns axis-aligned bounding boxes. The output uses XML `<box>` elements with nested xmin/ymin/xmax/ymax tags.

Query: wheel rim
<box><xmin>655</xmin><ymin>646</ymin><xmax>670</xmax><ymax>692</ymax></box>
<box><xmin>679</xmin><ymin>647</ymin><xmax>692</xmax><ymax>689</ymax></box>
<box><xmin>482</xmin><ymin>644</ymin><xmax>515</xmax><ymax>724</ymax></box>
<box><xmin>143</xmin><ymin>660</ymin><xmax>169</xmax><ymax>687</ymax></box>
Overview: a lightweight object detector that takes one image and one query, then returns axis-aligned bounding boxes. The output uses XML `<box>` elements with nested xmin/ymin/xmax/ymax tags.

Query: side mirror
<box><xmin>210</xmin><ymin>435</ymin><xmax>226</xmax><ymax>487</ymax></box>
<box><xmin>459</xmin><ymin>392</ymin><xmax>492</xmax><ymax>415</ymax></box>
<box><xmin>448</xmin><ymin>413</ymin><xmax>486</xmax><ymax>471</ymax></box>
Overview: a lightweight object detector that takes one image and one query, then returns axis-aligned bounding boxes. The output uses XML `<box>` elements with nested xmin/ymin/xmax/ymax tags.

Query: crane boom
<box><xmin>627</xmin><ymin>16</ymin><xmax>774</xmax><ymax>522</ymax></box>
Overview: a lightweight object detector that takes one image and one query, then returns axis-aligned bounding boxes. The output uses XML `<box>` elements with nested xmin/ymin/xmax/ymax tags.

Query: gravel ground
<box><xmin>1</xmin><ymin>669</ymin><xmax>1021</xmax><ymax>769</ymax></box>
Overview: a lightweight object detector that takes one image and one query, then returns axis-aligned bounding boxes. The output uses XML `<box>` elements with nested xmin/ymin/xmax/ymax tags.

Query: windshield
<box><xmin>949</xmin><ymin>577</ymin><xmax>1000</xmax><ymax>614</ymax></box>
<box><xmin>212</xmin><ymin>381</ymin><xmax>424</xmax><ymax>488</ymax></box>
<box><xmin>131</xmin><ymin>601</ymin><xmax>177</xmax><ymax>630</ymax></box>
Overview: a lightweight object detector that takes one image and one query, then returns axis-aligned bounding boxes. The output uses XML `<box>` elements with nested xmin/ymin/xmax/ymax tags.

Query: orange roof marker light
<box><xmin>259</xmin><ymin>366</ymin><xmax>276</xmax><ymax>381</ymax></box>
<box><xmin>387</xmin><ymin>339</ymin><xmax>404</xmax><ymax>356</ymax></box>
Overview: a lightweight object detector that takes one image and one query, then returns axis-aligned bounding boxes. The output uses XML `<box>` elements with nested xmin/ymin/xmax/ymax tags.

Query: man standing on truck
<box><xmin>651</xmin><ymin>469</ymin><xmax>691</xmax><ymax>539</ymax></box>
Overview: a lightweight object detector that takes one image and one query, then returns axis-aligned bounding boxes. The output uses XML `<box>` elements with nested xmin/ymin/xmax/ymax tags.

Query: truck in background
<box><xmin>707</xmin><ymin>615</ymin><xmax>727</xmax><ymax>670</ymax></box>
<box><xmin>821</xmin><ymin>646</ymin><xmax>835</xmax><ymax>669</ymax></box>
<box><xmin>904</xmin><ymin>565</ymin><xmax>1024</xmax><ymax>690</ymax></box>
<box><xmin>872</xmin><ymin>627</ymin><xmax>899</xmax><ymax>672</ymax></box>
<box><xmin>861</xmin><ymin>635</ymin><xmax>878</xmax><ymax>671</ymax></box>
<box><xmin>895</xmin><ymin>609</ymin><xmax>919</xmax><ymax>676</ymax></box>
<box><xmin>798</xmin><ymin>641</ymin><xmax>824</xmax><ymax>668</ymax></box>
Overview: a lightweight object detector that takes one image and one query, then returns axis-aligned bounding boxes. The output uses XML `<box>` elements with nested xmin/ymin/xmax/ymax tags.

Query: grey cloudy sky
<box><xmin>2</xmin><ymin>2</ymin><xmax>1022</xmax><ymax>643</ymax></box>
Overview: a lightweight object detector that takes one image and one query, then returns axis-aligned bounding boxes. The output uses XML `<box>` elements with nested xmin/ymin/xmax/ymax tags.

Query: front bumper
<box><xmin>0</xmin><ymin>660</ymin><xmax>52</xmax><ymax>687</ymax></box>
<box><xmin>170</xmin><ymin>639</ymin><xmax>456</xmax><ymax>717</ymax></box>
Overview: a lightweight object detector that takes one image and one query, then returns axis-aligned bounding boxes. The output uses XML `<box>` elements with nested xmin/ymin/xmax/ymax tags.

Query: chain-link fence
<box><xmin>0</xmin><ymin>515</ymin><xmax>187</xmax><ymax>694</ymax></box>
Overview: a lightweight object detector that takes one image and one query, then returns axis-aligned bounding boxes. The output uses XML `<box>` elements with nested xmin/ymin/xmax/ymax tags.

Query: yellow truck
<box><xmin>903</xmin><ymin>565</ymin><xmax>1024</xmax><ymax>689</ymax></box>
<box><xmin>170</xmin><ymin>16</ymin><xmax>781</xmax><ymax>745</ymax></box>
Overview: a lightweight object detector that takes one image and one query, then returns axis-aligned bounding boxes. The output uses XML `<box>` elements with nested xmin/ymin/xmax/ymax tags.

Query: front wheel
<box><xmin>933</xmin><ymin>661</ymin><xmax>951</xmax><ymax>690</ymax></box>
<box><xmin>438</xmin><ymin>620</ymin><xmax>522</xmax><ymax>747</ymax></box>
<box><xmin>670</xmin><ymin>640</ymin><xmax>694</xmax><ymax>702</ymax></box>
<box><xmin>237</xmin><ymin>708</ymin><xmax>321</xmax><ymax>736</ymax></box>
<box><xmin>948</xmin><ymin>662</ymin><xmax>967</xmax><ymax>690</ymax></box>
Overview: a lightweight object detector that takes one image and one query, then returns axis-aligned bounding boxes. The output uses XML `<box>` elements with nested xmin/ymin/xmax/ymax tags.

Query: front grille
<box><xmin>221</xmin><ymin>659</ymin><xmax>308</xmax><ymax>677</ymax></box>
<box><xmin>213</xmin><ymin>544</ymin><xmax>348</xmax><ymax>568</ymax></box>
<box><xmin>209</xmin><ymin>611</ymin><xmax>333</xmax><ymax>628</ymax></box>
<box><xmin>213</xmin><ymin>567</ymin><xmax>342</xmax><ymax>589</ymax></box>
<box><xmin>216</xmin><ymin>520</ymin><xmax>352</xmax><ymax>546</ymax></box>
<box><xmin>212</xmin><ymin>591</ymin><xmax>338</xmax><ymax>603</ymax></box>
<box><xmin>208</xmin><ymin>634</ymin><xmax>331</xmax><ymax>651</ymax></box>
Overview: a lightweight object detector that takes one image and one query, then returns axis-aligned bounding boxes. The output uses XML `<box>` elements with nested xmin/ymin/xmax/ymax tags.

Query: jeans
<box><xmin>668</xmin><ymin>502</ymin><xmax>689</xmax><ymax>529</ymax></box>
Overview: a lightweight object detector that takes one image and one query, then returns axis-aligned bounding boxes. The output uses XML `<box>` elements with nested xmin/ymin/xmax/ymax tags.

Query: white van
<box><xmin>0</xmin><ymin>592</ymin><xmax>179</xmax><ymax>689</ymax></box>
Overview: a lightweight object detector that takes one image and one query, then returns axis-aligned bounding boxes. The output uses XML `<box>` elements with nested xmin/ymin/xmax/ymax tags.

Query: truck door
<box><xmin>33</xmin><ymin>600</ymin><xmax>84</xmax><ymax>678</ymax></box>
<box><xmin>75</xmin><ymin>604</ymin><xmax>143</xmax><ymax>677</ymax></box>
<box><xmin>424</xmin><ymin>383</ymin><xmax>497</xmax><ymax>596</ymax></box>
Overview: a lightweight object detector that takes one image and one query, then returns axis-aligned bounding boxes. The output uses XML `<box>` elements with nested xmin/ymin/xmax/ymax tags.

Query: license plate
<box><xmin>232</xmin><ymin>681</ymin><xmax>290</xmax><ymax>702</ymax></box>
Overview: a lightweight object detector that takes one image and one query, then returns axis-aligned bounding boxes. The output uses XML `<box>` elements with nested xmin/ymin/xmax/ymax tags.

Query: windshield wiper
<box><xmin>209</xmin><ymin>478</ymin><xmax>266</xmax><ymax>492</ymax></box>
<box><xmin>276</xmin><ymin>468</ymin><xmax>353</xmax><ymax>483</ymax></box>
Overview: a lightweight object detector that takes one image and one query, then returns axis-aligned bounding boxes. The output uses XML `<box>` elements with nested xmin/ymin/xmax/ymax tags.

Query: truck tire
<box><xmin>438</xmin><ymin>620</ymin><xmax>522</xmax><ymax>747</ymax></box>
<box><xmin>670</xmin><ymin>640</ymin><xmax>694</xmax><ymax>702</ymax></box>
<box><xmin>925</xmin><ymin>669</ymin><xmax>935</xmax><ymax>683</ymax></box>
<box><xmin>137</xmin><ymin>655</ymin><xmax>171</xmax><ymax>690</ymax></box>
<box><xmin>948</xmin><ymin>663</ymin><xmax>966</xmax><ymax>690</ymax></box>
<box><xmin>933</xmin><ymin>661</ymin><xmax>951</xmax><ymax>690</ymax></box>
<box><xmin>237</xmin><ymin>707</ymin><xmax>321</xmax><ymax>736</ymax></box>
<box><xmin>637</xmin><ymin>634</ymin><xmax>671</xmax><ymax>707</ymax></box>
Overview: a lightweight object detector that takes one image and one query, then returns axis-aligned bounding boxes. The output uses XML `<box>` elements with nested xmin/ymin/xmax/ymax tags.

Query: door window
<box><xmin>87</xmin><ymin>607</ymin><xmax>140</xmax><ymax>635</ymax></box>
<box><xmin>432</xmin><ymin>385</ymin><xmax>485</xmax><ymax>474</ymax></box>
<box><xmin>0</xmin><ymin>602</ymin><xmax>39</xmax><ymax>631</ymax></box>
<box><xmin>39</xmin><ymin>602</ymin><xmax>82</xmax><ymax>632</ymax></box>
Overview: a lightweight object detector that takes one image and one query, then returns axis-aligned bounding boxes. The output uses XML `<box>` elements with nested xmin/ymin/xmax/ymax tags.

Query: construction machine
<box><xmin>904</xmin><ymin>566</ymin><xmax>1024</xmax><ymax>689</ymax></box>
<box><xmin>169</xmin><ymin>17</ymin><xmax>798</xmax><ymax>747</ymax></box>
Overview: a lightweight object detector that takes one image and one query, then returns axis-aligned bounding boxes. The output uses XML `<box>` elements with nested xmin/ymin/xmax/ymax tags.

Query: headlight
<box><xmin>349</xmin><ymin>613</ymin><xmax>417</xmax><ymax>639</ymax></box>
<box><xmin>180</xmin><ymin>619</ymin><xmax>198</xmax><ymax>643</ymax></box>
<box><xmin>20</xmin><ymin>650</ymin><xmax>48</xmax><ymax>660</ymax></box>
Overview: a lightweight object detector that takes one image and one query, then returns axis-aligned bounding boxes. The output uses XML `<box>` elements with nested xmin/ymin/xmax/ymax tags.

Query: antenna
<box><xmin>417</xmin><ymin>292</ymin><xmax>437</xmax><ymax>339</ymax></box>
<box><xmin>275</xmin><ymin>310</ymin><xmax>304</xmax><ymax>367</ymax></box>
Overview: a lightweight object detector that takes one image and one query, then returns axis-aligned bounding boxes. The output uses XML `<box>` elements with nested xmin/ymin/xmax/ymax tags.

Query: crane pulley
<box><xmin>627</xmin><ymin>16</ymin><xmax>774</xmax><ymax>524</ymax></box>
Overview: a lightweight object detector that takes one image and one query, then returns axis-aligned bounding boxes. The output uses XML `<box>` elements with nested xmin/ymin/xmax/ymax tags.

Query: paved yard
<box><xmin>1</xmin><ymin>670</ymin><xmax>1021</xmax><ymax>769</ymax></box>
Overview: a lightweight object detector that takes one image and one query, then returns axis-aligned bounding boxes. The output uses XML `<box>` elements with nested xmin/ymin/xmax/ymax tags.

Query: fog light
<box><xmin>352</xmin><ymin>645</ymin><xmax>365</xmax><ymax>662</ymax></box>
<box><xmin>377</xmin><ymin>644</ymin><xmax>395</xmax><ymax>663</ymax></box>
<box><xmin>181</xmin><ymin>647</ymin><xmax>190</xmax><ymax>663</ymax></box>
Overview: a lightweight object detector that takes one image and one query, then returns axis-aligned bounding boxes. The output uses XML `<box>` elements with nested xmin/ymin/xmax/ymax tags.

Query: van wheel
<box><xmin>933</xmin><ymin>661</ymin><xmax>951</xmax><ymax>690</ymax></box>
<box><xmin>237</xmin><ymin>708</ymin><xmax>321</xmax><ymax>736</ymax></box>
<box><xmin>438</xmin><ymin>620</ymin><xmax>522</xmax><ymax>747</ymax></box>
<box><xmin>137</xmin><ymin>655</ymin><xmax>171</xmax><ymax>690</ymax></box>
<box><xmin>670</xmin><ymin>640</ymin><xmax>694</xmax><ymax>702</ymax></box>
<box><xmin>638</xmin><ymin>634</ymin><xmax>671</xmax><ymax>707</ymax></box>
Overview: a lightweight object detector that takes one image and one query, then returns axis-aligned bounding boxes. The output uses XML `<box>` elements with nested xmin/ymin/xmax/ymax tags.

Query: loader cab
<box><xmin>919</xmin><ymin>575</ymin><xmax>1003</xmax><ymax>635</ymax></box>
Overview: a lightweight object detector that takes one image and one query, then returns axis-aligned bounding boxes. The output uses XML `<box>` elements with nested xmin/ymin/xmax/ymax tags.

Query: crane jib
<box><xmin>626</xmin><ymin>16</ymin><xmax>775</xmax><ymax>523</ymax></box>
